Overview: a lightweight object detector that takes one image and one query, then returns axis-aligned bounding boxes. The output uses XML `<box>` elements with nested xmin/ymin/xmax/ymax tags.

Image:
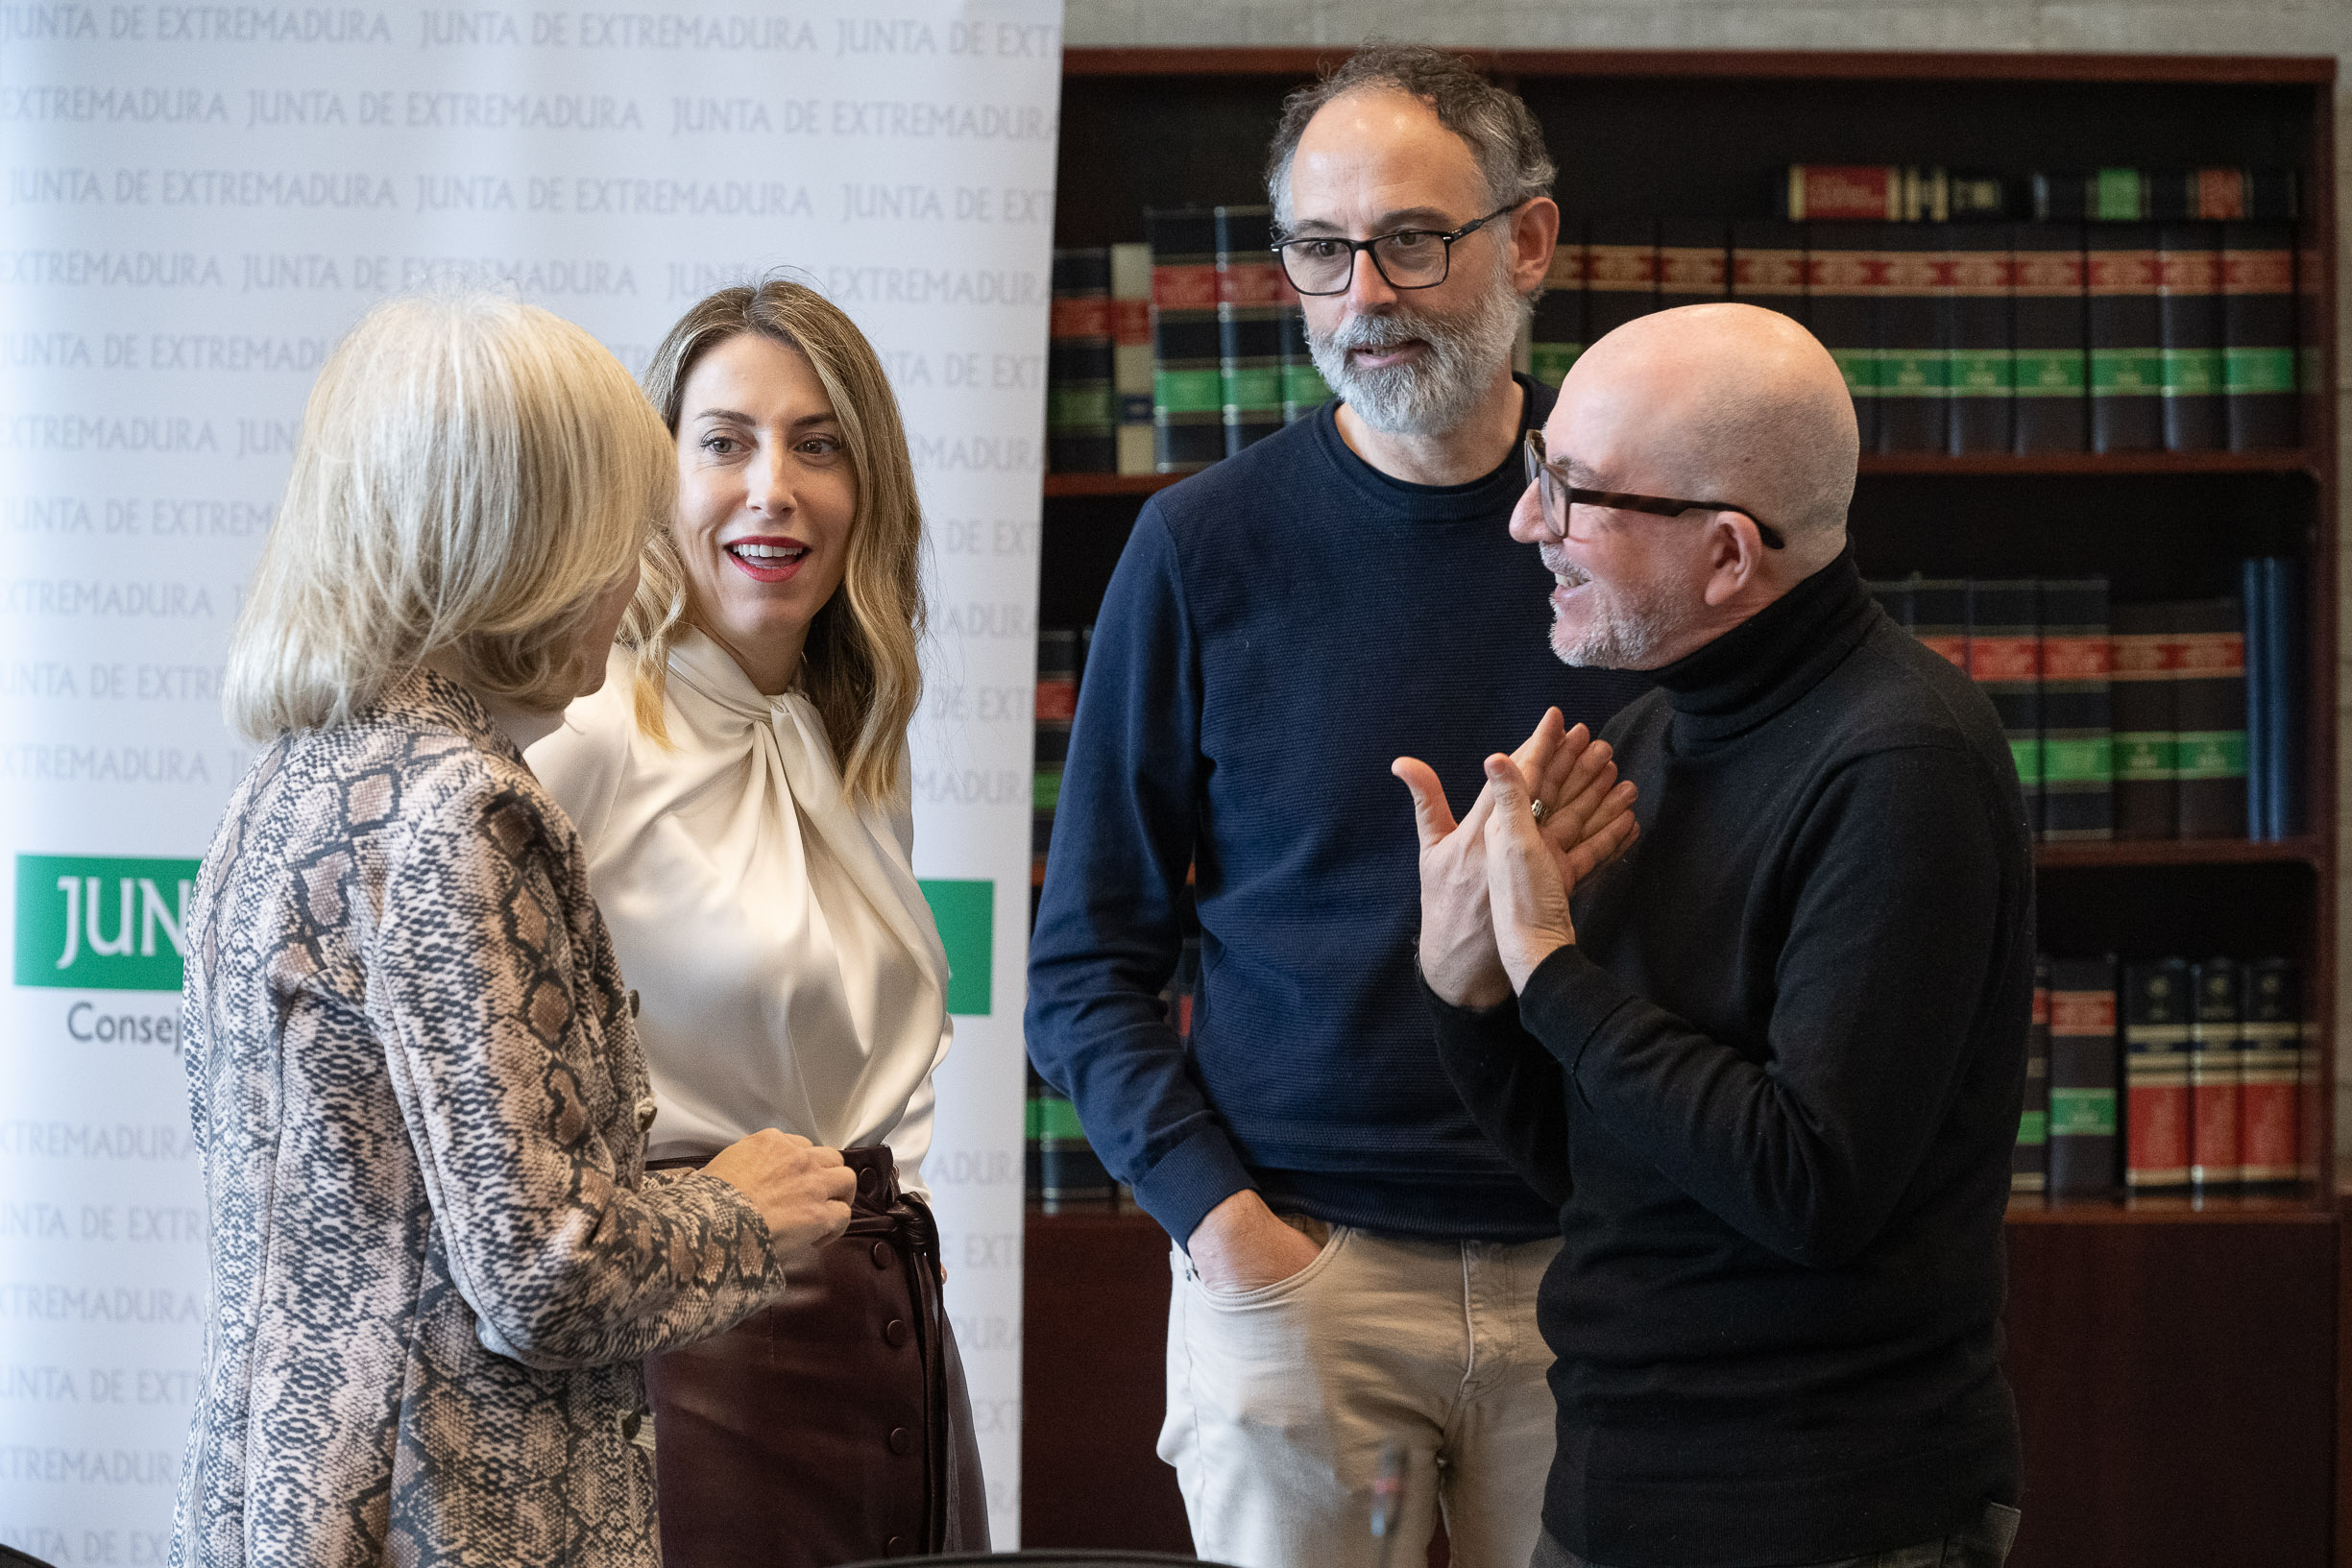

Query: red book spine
<box><xmin>2188</xmin><ymin>958</ymin><xmax>2243</xmax><ymax>1191</ymax></box>
<box><xmin>1786</xmin><ymin>164</ymin><xmax>1904</xmax><ymax>221</ymax></box>
<box><xmin>2122</xmin><ymin>958</ymin><xmax>2192</xmax><ymax>1192</ymax></box>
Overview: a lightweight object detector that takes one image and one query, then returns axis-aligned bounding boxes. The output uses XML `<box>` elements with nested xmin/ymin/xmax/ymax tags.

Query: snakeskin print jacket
<box><xmin>171</xmin><ymin>670</ymin><xmax>788</xmax><ymax>1568</ymax></box>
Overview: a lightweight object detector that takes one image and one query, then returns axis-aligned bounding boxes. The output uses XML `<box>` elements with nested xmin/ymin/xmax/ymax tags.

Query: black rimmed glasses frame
<box><xmin>1270</xmin><ymin>203</ymin><xmax>1523</xmax><ymax>297</ymax></box>
<box><xmin>1522</xmin><ymin>430</ymin><xmax>1787</xmax><ymax>551</ymax></box>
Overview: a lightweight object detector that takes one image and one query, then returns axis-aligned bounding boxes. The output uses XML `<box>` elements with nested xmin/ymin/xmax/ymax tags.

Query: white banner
<box><xmin>0</xmin><ymin>4</ymin><xmax>1058</xmax><ymax>1556</ymax></box>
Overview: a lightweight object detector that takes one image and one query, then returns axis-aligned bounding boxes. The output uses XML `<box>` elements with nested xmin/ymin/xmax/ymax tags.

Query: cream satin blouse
<box><xmin>527</xmin><ymin>629</ymin><xmax>955</xmax><ymax>1190</ymax></box>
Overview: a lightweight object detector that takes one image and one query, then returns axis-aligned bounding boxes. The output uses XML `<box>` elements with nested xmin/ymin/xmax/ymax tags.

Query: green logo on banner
<box><xmin>917</xmin><ymin>879</ymin><xmax>993</xmax><ymax>1016</ymax></box>
<box><xmin>15</xmin><ymin>855</ymin><xmax>203</xmax><ymax>991</ymax></box>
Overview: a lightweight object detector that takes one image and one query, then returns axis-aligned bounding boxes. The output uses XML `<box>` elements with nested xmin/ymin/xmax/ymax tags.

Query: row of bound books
<box><xmin>1531</xmin><ymin>219</ymin><xmax>2307</xmax><ymax>455</ymax></box>
<box><xmin>1025</xmin><ymin>936</ymin><xmax>1200</xmax><ymax>1212</ymax></box>
<box><xmin>2022</xmin><ymin>954</ymin><xmax>2315</xmax><ymax>1200</ymax></box>
<box><xmin>1048</xmin><ymin>207</ymin><xmax>1337</xmax><ymax>476</ymax></box>
<box><xmin>1867</xmin><ymin>571</ymin><xmax>2303</xmax><ymax>843</ymax></box>
<box><xmin>1782</xmin><ymin>163</ymin><xmax>2298</xmax><ymax>225</ymax></box>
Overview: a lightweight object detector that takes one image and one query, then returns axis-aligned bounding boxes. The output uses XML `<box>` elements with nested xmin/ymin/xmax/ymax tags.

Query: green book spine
<box><xmin>1146</xmin><ymin>206</ymin><xmax>1226</xmax><ymax>473</ymax></box>
<box><xmin>1803</xmin><ymin>222</ymin><xmax>1881</xmax><ymax>450</ymax></box>
<box><xmin>1213</xmin><ymin>205</ymin><xmax>1285</xmax><ymax>457</ymax></box>
<box><xmin>2048</xmin><ymin>955</ymin><xmax>2120</xmax><ymax>1199</ymax></box>
<box><xmin>1048</xmin><ymin>248</ymin><xmax>1115</xmax><ymax>473</ymax></box>
<box><xmin>2109</xmin><ymin>601</ymin><xmax>2179</xmax><ymax>838</ymax></box>
<box><xmin>2038</xmin><ymin>577</ymin><xmax>2114</xmax><ymax>841</ymax></box>
<box><xmin>1967</xmin><ymin>580</ymin><xmax>2042</xmax><ymax>832</ymax></box>
<box><xmin>1876</xmin><ymin>223</ymin><xmax>1951</xmax><ymax>453</ymax></box>
<box><xmin>2173</xmin><ymin>596</ymin><xmax>2247</xmax><ymax>839</ymax></box>
<box><xmin>2221</xmin><ymin>222</ymin><xmax>2298</xmax><ymax>450</ymax></box>
<box><xmin>1946</xmin><ymin>224</ymin><xmax>2013</xmax><ymax>454</ymax></box>
<box><xmin>2012</xmin><ymin>221</ymin><xmax>2087</xmax><ymax>454</ymax></box>
<box><xmin>2088</xmin><ymin>223</ymin><xmax>2163</xmax><ymax>453</ymax></box>
<box><xmin>2157</xmin><ymin>222</ymin><xmax>2225</xmax><ymax>450</ymax></box>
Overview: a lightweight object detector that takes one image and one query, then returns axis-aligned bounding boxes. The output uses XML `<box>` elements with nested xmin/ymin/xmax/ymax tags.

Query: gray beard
<box><xmin>1543</xmin><ymin>549</ymin><xmax>1694</xmax><ymax>670</ymax></box>
<box><xmin>1304</xmin><ymin>266</ymin><xmax>1526</xmax><ymax>436</ymax></box>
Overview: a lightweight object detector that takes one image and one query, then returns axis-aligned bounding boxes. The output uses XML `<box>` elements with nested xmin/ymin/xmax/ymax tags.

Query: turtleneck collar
<box><xmin>1649</xmin><ymin>543</ymin><xmax>1875</xmax><ymax>745</ymax></box>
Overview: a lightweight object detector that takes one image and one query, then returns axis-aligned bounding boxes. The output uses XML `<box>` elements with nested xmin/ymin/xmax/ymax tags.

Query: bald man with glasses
<box><xmin>1401</xmin><ymin>302</ymin><xmax>2030</xmax><ymax>1568</ymax></box>
<box><xmin>1026</xmin><ymin>44</ymin><xmax>1649</xmax><ymax>1568</ymax></box>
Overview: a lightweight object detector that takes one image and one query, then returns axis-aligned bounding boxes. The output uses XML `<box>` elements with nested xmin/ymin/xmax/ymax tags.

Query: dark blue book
<box><xmin>2262</xmin><ymin>556</ymin><xmax>2306</xmax><ymax>837</ymax></box>
<box><xmin>2243</xmin><ymin>559</ymin><xmax>2270</xmax><ymax>840</ymax></box>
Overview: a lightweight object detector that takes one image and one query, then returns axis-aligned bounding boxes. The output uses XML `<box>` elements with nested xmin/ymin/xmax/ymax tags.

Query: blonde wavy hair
<box><xmin>630</xmin><ymin>278</ymin><xmax>925</xmax><ymax>806</ymax></box>
<box><xmin>224</xmin><ymin>293</ymin><xmax>671</xmax><ymax>740</ymax></box>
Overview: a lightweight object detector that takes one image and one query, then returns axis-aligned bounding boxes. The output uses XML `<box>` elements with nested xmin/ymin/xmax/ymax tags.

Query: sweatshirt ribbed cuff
<box><xmin>1517</xmin><ymin>944</ymin><xmax>1642</xmax><ymax>1075</ymax></box>
<box><xmin>1132</xmin><ymin>1123</ymin><xmax>1260</xmax><ymax>1252</ymax></box>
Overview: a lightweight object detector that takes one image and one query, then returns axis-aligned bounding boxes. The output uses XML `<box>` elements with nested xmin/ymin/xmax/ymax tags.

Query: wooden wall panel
<box><xmin>1022</xmin><ymin>1214</ymin><xmax>1194</xmax><ymax>1553</ymax></box>
<box><xmin>2002</xmin><ymin>1218</ymin><xmax>2337</xmax><ymax>1568</ymax></box>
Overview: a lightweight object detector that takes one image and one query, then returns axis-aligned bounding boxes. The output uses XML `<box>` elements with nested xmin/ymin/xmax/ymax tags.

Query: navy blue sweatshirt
<box><xmin>1025</xmin><ymin>378</ymin><xmax>1648</xmax><ymax>1246</ymax></box>
<box><xmin>1430</xmin><ymin>551</ymin><xmax>2029</xmax><ymax>1566</ymax></box>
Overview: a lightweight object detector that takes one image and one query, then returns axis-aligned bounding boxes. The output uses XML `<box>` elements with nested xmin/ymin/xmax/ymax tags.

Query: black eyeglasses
<box><xmin>1271</xmin><ymin>204</ymin><xmax>1521</xmax><ymax>296</ymax></box>
<box><xmin>1523</xmin><ymin>430</ymin><xmax>1787</xmax><ymax>551</ymax></box>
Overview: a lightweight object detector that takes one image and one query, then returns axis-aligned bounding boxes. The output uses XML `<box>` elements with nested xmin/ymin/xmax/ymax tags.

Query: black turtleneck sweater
<box><xmin>1429</xmin><ymin>548</ymin><xmax>2032</xmax><ymax>1568</ymax></box>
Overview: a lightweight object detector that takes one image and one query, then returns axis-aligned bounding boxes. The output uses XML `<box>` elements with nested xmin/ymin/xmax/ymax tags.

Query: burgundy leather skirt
<box><xmin>643</xmin><ymin>1146</ymin><xmax>987</xmax><ymax>1568</ymax></box>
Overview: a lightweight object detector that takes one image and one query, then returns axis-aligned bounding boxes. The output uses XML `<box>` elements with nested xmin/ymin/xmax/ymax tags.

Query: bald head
<box><xmin>1560</xmin><ymin>303</ymin><xmax>1858</xmax><ymax>573</ymax></box>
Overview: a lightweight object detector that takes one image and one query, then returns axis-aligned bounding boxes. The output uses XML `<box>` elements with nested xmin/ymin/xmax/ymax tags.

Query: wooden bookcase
<box><xmin>1022</xmin><ymin>48</ymin><xmax>2341</xmax><ymax>1568</ymax></box>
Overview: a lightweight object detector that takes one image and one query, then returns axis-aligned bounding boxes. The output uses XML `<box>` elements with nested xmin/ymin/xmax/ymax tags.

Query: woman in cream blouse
<box><xmin>527</xmin><ymin>279</ymin><xmax>982</xmax><ymax>1568</ymax></box>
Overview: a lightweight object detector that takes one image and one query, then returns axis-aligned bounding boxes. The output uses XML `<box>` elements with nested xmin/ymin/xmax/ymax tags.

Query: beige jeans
<box><xmin>1159</xmin><ymin>1219</ymin><xmax>1561</xmax><ymax>1568</ymax></box>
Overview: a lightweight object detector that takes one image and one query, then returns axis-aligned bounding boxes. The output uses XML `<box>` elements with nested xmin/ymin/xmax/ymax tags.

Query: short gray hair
<box><xmin>1265</xmin><ymin>44</ymin><xmax>1556</xmax><ymax>230</ymax></box>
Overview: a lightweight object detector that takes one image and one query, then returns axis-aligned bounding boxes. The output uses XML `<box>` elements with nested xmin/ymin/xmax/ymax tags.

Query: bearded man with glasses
<box><xmin>1027</xmin><ymin>43</ymin><xmax>1648</xmax><ymax>1568</ymax></box>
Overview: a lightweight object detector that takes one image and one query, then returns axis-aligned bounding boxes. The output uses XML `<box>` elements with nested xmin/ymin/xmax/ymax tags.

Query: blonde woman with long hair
<box><xmin>526</xmin><ymin>277</ymin><xmax>984</xmax><ymax>1568</ymax></box>
<box><xmin>176</xmin><ymin>293</ymin><xmax>859</xmax><ymax>1568</ymax></box>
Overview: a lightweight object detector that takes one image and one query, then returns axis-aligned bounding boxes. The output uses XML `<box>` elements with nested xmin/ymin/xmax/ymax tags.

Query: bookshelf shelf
<box><xmin>2004</xmin><ymin>1194</ymin><xmax>2332</xmax><ymax>1223</ymax></box>
<box><xmin>1030</xmin><ymin>45</ymin><xmax>2340</xmax><ymax>1568</ymax></box>
<box><xmin>2033</xmin><ymin>835</ymin><xmax>2324</xmax><ymax>869</ymax></box>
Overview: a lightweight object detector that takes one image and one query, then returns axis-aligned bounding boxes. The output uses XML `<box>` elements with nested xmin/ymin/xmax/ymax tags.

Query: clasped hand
<box><xmin>1393</xmin><ymin>710</ymin><xmax>1638</xmax><ymax>1007</ymax></box>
